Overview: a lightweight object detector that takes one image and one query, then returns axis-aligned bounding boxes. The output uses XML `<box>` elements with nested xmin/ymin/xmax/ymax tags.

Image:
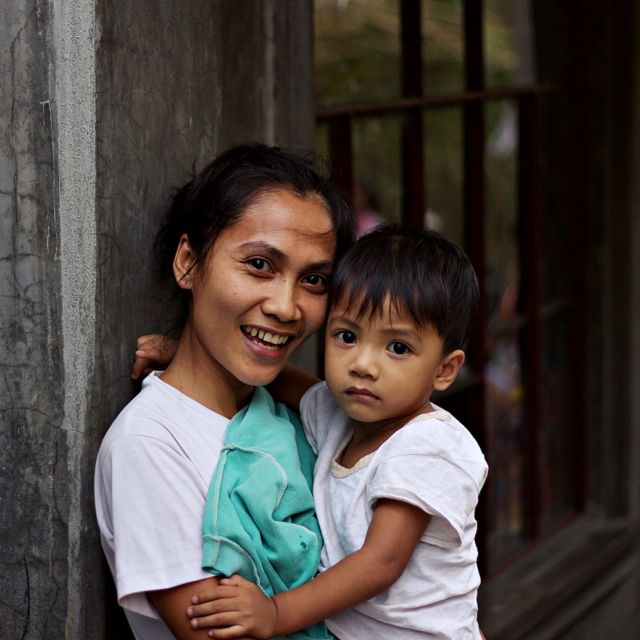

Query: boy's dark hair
<box><xmin>331</xmin><ymin>224</ymin><xmax>479</xmax><ymax>353</ymax></box>
<box><xmin>155</xmin><ymin>143</ymin><xmax>355</xmax><ymax>287</ymax></box>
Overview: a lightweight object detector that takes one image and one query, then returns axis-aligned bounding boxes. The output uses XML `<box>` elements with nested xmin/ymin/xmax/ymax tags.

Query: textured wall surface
<box><xmin>0</xmin><ymin>2</ymin><xmax>69</xmax><ymax>637</ymax></box>
<box><xmin>0</xmin><ymin>1</ymin><xmax>314</xmax><ymax>638</ymax></box>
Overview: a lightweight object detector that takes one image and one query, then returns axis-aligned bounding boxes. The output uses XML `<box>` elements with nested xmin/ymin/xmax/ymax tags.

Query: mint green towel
<box><xmin>202</xmin><ymin>386</ymin><xmax>332</xmax><ymax>640</ymax></box>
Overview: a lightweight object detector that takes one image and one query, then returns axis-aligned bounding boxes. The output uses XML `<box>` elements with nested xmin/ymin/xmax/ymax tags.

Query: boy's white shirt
<box><xmin>301</xmin><ymin>381</ymin><xmax>488</xmax><ymax>640</ymax></box>
<box><xmin>94</xmin><ymin>372</ymin><xmax>228</xmax><ymax>640</ymax></box>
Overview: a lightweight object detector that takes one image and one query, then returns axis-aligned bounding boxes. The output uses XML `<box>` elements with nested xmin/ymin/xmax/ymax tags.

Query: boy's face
<box><xmin>324</xmin><ymin>297</ymin><xmax>463</xmax><ymax>427</ymax></box>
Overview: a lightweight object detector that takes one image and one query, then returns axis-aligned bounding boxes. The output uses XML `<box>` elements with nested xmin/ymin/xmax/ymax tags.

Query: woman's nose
<box><xmin>261</xmin><ymin>280</ymin><xmax>301</xmax><ymax>323</ymax></box>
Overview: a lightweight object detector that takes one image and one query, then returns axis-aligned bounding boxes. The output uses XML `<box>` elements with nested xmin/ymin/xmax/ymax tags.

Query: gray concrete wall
<box><xmin>0</xmin><ymin>1</ymin><xmax>314</xmax><ymax>638</ymax></box>
<box><xmin>0</xmin><ymin>1</ymin><xmax>68</xmax><ymax>637</ymax></box>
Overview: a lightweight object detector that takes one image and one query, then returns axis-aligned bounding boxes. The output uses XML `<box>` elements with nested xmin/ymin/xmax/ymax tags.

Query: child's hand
<box><xmin>187</xmin><ymin>575</ymin><xmax>278</xmax><ymax>639</ymax></box>
<box><xmin>131</xmin><ymin>334</ymin><xmax>177</xmax><ymax>379</ymax></box>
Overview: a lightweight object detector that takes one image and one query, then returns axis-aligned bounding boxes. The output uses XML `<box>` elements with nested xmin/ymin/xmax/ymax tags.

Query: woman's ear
<box><xmin>173</xmin><ymin>234</ymin><xmax>197</xmax><ymax>289</ymax></box>
<box><xmin>433</xmin><ymin>349</ymin><xmax>466</xmax><ymax>391</ymax></box>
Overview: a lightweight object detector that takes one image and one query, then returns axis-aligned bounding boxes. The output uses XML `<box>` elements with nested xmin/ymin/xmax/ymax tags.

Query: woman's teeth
<box><xmin>243</xmin><ymin>327</ymin><xmax>290</xmax><ymax>345</ymax></box>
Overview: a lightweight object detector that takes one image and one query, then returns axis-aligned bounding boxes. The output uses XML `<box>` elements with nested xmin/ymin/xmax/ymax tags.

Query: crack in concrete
<box><xmin>20</xmin><ymin>557</ymin><xmax>30</xmax><ymax>640</ymax></box>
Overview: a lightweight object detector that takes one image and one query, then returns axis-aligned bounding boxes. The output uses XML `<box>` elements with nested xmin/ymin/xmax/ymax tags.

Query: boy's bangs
<box><xmin>333</xmin><ymin>266</ymin><xmax>430</xmax><ymax>330</ymax></box>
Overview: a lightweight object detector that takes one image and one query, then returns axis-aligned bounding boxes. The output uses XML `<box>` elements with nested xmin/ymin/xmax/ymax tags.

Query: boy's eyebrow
<box><xmin>238</xmin><ymin>241</ymin><xmax>333</xmax><ymax>271</ymax></box>
<box><xmin>328</xmin><ymin>314</ymin><xmax>360</xmax><ymax>327</ymax></box>
<box><xmin>380</xmin><ymin>326</ymin><xmax>422</xmax><ymax>340</ymax></box>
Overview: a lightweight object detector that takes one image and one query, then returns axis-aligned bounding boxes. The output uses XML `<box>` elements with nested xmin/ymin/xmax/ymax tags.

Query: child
<box><xmin>175</xmin><ymin>224</ymin><xmax>488</xmax><ymax>639</ymax></box>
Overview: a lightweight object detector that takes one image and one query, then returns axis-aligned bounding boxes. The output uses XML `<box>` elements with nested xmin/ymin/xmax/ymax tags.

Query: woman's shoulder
<box><xmin>100</xmin><ymin>372</ymin><xmax>227</xmax><ymax>451</ymax></box>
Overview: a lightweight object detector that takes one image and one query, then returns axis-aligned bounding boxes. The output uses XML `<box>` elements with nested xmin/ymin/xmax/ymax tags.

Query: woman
<box><xmin>94</xmin><ymin>144</ymin><xmax>355</xmax><ymax>640</ymax></box>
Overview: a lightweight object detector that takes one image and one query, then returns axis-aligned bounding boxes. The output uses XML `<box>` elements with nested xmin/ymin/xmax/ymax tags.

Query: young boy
<box><xmin>183</xmin><ymin>224</ymin><xmax>488</xmax><ymax>639</ymax></box>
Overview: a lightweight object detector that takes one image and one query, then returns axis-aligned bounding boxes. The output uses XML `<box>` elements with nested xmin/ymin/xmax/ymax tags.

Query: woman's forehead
<box><xmin>245</xmin><ymin>188</ymin><xmax>333</xmax><ymax>230</ymax></box>
<box><xmin>218</xmin><ymin>189</ymin><xmax>336</xmax><ymax>258</ymax></box>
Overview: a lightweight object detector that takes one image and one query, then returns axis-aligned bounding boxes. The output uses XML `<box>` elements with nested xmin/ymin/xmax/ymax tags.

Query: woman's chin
<box><xmin>234</xmin><ymin>361</ymin><xmax>285</xmax><ymax>389</ymax></box>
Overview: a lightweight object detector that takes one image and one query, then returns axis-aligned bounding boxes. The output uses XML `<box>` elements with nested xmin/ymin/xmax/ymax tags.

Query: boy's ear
<box><xmin>173</xmin><ymin>234</ymin><xmax>197</xmax><ymax>289</ymax></box>
<box><xmin>433</xmin><ymin>349</ymin><xmax>465</xmax><ymax>391</ymax></box>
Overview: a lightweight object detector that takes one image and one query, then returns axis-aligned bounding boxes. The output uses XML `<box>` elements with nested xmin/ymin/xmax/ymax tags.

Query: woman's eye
<box><xmin>246</xmin><ymin>257</ymin><xmax>270</xmax><ymax>272</ymax></box>
<box><xmin>335</xmin><ymin>330</ymin><xmax>357</xmax><ymax>344</ymax></box>
<box><xmin>388</xmin><ymin>341</ymin><xmax>411</xmax><ymax>355</ymax></box>
<box><xmin>302</xmin><ymin>273</ymin><xmax>328</xmax><ymax>289</ymax></box>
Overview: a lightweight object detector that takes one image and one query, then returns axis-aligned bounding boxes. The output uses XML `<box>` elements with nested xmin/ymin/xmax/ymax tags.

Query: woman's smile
<box><xmin>241</xmin><ymin>324</ymin><xmax>296</xmax><ymax>360</ymax></box>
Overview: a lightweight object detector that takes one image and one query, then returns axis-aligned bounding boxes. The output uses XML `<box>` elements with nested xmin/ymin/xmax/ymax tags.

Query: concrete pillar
<box><xmin>0</xmin><ymin>1</ymin><xmax>314</xmax><ymax>638</ymax></box>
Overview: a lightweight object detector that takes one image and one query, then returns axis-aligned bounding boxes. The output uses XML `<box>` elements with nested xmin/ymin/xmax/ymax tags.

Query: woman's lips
<box><xmin>241</xmin><ymin>325</ymin><xmax>294</xmax><ymax>360</ymax></box>
<box><xmin>241</xmin><ymin>325</ymin><xmax>293</xmax><ymax>346</ymax></box>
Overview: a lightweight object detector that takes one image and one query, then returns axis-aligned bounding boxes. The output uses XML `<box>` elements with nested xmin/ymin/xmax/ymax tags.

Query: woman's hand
<box><xmin>187</xmin><ymin>575</ymin><xmax>278</xmax><ymax>639</ymax></box>
<box><xmin>131</xmin><ymin>334</ymin><xmax>178</xmax><ymax>379</ymax></box>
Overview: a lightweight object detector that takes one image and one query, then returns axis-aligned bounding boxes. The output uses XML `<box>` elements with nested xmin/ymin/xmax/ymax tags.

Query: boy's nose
<box><xmin>349</xmin><ymin>347</ymin><xmax>379</xmax><ymax>379</ymax></box>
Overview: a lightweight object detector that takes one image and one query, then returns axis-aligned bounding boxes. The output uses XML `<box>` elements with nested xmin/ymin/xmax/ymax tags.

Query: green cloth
<box><xmin>202</xmin><ymin>386</ymin><xmax>332</xmax><ymax>640</ymax></box>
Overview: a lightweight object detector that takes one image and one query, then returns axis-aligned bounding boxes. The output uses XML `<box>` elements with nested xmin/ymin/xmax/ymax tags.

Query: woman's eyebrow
<box><xmin>238</xmin><ymin>241</ymin><xmax>333</xmax><ymax>271</ymax></box>
<box><xmin>307</xmin><ymin>259</ymin><xmax>333</xmax><ymax>272</ymax></box>
<box><xmin>238</xmin><ymin>240</ymin><xmax>285</xmax><ymax>260</ymax></box>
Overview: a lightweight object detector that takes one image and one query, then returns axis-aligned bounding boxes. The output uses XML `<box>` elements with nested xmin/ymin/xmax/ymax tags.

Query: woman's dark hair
<box><xmin>331</xmin><ymin>224</ymin><xmax>479</xmax><ymax>353</ymax></box>
<box><xmin>155</xmin><ymin>143</ymin><xmax>355</xmax><ymax>289</ymax></box>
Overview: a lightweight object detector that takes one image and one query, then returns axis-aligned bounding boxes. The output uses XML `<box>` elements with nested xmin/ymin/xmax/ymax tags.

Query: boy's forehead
<box><xmin>329</xmin><ymin>294</ymin><xmax>421</xmax><ymax>330</ymax></box>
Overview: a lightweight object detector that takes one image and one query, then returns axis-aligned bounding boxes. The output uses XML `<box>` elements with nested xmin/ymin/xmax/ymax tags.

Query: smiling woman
<box><xmin>164</xmin><ymin>188</ymin><xmax>337</xmax><ymax>415</ymax></box>
<box><xmin>94</xmin><ymin>144</ymin><xmax>355</xmax><ymax>640</ymax></box>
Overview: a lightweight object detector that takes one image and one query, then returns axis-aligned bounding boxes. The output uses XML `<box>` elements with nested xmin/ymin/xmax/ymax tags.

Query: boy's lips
<box><xmin>345</xmin><ymin>387</ymin><xmax>379</xmax><ymax>403</ymax></box>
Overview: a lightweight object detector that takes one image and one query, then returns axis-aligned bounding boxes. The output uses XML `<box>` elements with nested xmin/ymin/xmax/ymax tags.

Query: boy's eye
<box><xmin>388</xmin><ymin>341</ymin><xmax>411</xmax><ymax>355</ymax></box>
<box><xmin>335</xmin><ymin>330</ymin><xmax>357</xmax><ymax>344</ymax></box>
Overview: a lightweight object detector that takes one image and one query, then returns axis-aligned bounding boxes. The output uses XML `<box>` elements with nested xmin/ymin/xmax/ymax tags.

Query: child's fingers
<box><xmin>135</xmin><ymin>348</ymin><xmax>165</xmax><ymax>362</ymax></box>
<box><xmin>189</xmin><ymin>610</ymin><xmax>241</xmax><ymax>631</ymax></box>
<box><xmin>131</xmin><ymin>355</ymin><xmax>154</xmax><ymax>380</ymax></box>
<box><xmin>208</xmin><ymin>624</ymin><xmax>250</xmax><ymax>639</ymax></box>
<box><xmin>187</xmin><ymin>596</ymin><xmax>236</xmax><ymax>619</ymax></box>
<box><xmin>139</xmin><ymin>334</ymin><xmax>178</xmax><ymax>358</ymax></box>
<box><xmin>131</xmin><ymin>334</ymin><xmax>178</xmax><ymax>379</ymax></box>
<box><xmin>190</xmin><ymin>585</ymin><xmax>238</xmax><ymax>607</ymax></box>
<box><xmin>135</xmin><ymin>334</ymin><xmax>166</xmax><ymax>350</ymax></box>
<box><xmin>219</xmin><ymin>574</ymin><xmax>252</xmax><ymax>588</ymax></box>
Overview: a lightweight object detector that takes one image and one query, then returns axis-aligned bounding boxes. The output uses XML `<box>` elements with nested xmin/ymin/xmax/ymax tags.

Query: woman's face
<box><xmin>177</xmin><ymin>188</ymin><xmax>336</xmax><ymax>388</ymax></box>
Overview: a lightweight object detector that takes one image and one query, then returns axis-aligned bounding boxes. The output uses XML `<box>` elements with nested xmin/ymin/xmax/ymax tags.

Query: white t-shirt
<box><xmin>94</xmin><ymin>372</ymin><xmax>228</xmax><ymax>640</ymax></box>
<box><xmin>300</xmin><ymin>382</ymin><xmax>488</xmax><ymax>640</ymax></box>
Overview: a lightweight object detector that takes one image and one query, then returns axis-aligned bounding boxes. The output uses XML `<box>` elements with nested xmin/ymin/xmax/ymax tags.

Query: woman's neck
<box><xmin>161</xmin><ymin>328</ymin><xmax>253</xmax><ymax>419</ymax></box>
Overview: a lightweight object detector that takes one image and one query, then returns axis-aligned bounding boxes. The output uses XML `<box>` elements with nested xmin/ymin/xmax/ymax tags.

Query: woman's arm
<box><xmin>148</xmin><ymin>578</ymin><xmax>223</xmax><ymax>640</ymax></box>
<box><xmin>187</xmin><ymin>499</ymin><xmax>430</xmax><ymax>638</ymax></box>
<box><xmin>265</xmin><ymin>362</ymin><xmax>320</xmax><ymax>412</ymax></box>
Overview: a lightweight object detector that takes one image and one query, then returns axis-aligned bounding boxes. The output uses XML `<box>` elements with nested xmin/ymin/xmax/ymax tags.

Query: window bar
<box><xmin>463</xmin><ymin>0</ymin><xmax>488</xmax><ymax>575</ymax></box>
<box><xmin>463</xmin><ymin>0</ymin><xmax>487</xmax><ymax>371</ymax></box>
<box><xmin>517</xmin><ymin>92</ymin><xmax>542</xmax><ymax>539</ymax></box>
<box><xmin>400</xmin><ymin>0</ymin><xmax>426</xmax><ymax>229</ymax></box>
<box><xmin>567</xmin><ymin>27</ymin><xmax>589</xmax><ymax>514</ymax></box>
<box><xmin>327</xmin><ymin>114</ymin><xmax>354</xmax><ymax>204</ymax></box>
<box><xmin>315</xmin><ymin>84</ymin><xmax>559</xmax><ymax>120</ymax></box>
<box><xmin>320</xmin><ymin>115</ymin><xmax>354</xmax><ymax>378</ymax></box>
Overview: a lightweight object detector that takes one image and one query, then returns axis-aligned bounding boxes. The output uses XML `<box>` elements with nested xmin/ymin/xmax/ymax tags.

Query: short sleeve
<box><xmin>300</xmin><ymin>382</ymin><xmax>329</xmax><ymax>454</ymax></box>
<box><xmin>96</xmin><ymin>429</ymin><xmax>211</xmax><ymax>616</ymax></box>
<box><xmin>366</xmin><ymin>421</ymin><xmax>486</xmax><ymax>549</ymax></box>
